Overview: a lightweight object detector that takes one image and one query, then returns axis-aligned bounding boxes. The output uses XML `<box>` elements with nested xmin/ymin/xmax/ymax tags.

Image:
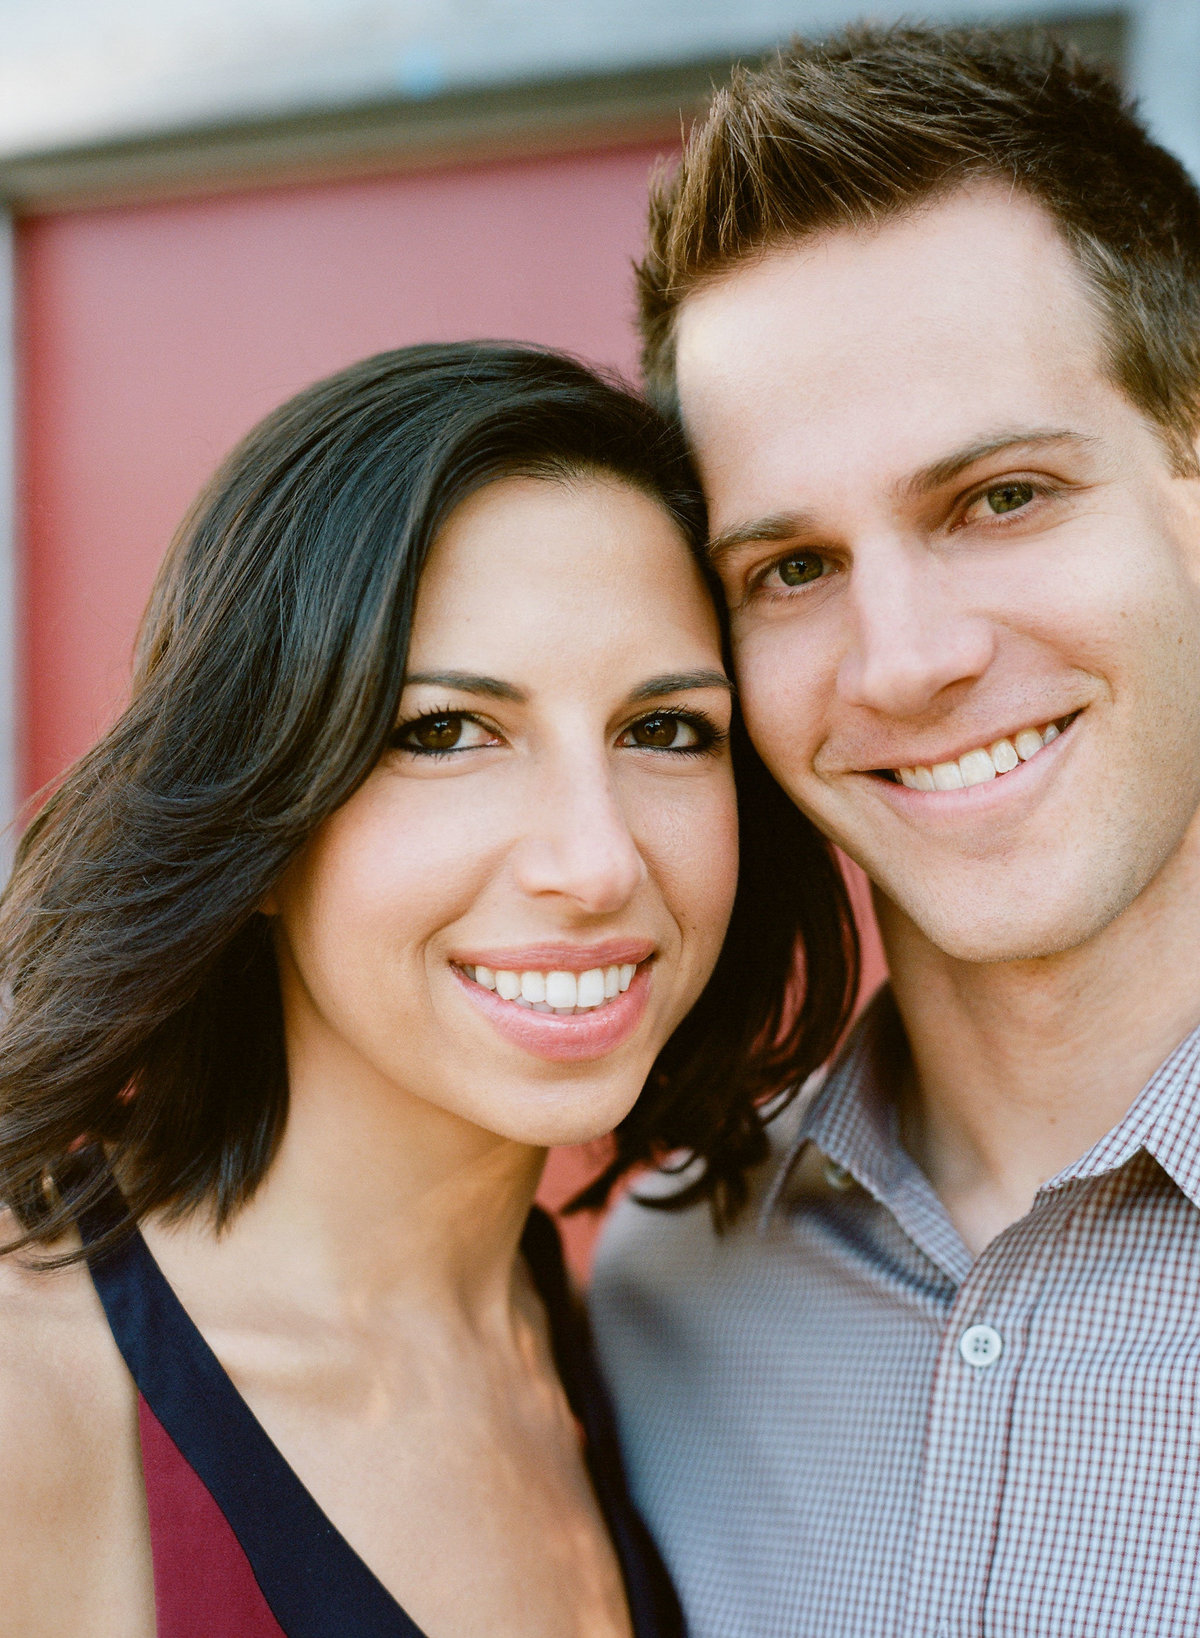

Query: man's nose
<box><xmin>836</xmin><ymin>537</ymin><xmax>995</xmax><ymax>717</ymax></box>
<box><xmin>511</xmin><ymin>751</ymin><xmax>646</xmax><ymax>915</ymax></box>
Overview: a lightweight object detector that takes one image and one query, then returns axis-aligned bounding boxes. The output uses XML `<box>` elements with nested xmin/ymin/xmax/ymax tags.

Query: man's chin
<box><xmin>872</xmin><ymin>882</ymin><xmax>1123</xmax><ymax>969</ymax></box>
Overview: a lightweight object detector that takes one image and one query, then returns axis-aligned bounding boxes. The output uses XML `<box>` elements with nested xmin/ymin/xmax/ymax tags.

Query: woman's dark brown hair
<box><xmin>0</xmin><ymin>342</ymin><xmax>857</xmax><ymax>1256</ymax></box>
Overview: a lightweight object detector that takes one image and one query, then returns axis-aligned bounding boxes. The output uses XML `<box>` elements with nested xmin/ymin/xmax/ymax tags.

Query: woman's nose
<box><xmin>511</xmin><ymin>753</ymin><xmax>646</xmax><ymax>915</ymax></box>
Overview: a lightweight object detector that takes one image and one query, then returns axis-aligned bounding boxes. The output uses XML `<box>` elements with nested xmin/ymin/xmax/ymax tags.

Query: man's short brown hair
<box><xmin>640</xmin><ymin>26</ymin><xmax>1200</xmax><ymax>472</ymax></box>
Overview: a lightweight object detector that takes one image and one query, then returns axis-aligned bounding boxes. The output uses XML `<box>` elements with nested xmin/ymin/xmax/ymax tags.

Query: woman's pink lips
<box><xmin>451</xmin><ymin>962</ymin><xmax>651</xmax><ymax>1063</ymax></box>
<box><xmin>450</xmin><ymin>939</ymin><xmax>654</xmax><ymax>972</ymax></box>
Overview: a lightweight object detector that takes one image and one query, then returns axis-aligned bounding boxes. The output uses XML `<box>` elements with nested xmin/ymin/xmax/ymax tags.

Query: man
<box><xmin>590</xmin><ymin>26</ymin><xmax>1200</xmax><ymax>1638</ymax></box>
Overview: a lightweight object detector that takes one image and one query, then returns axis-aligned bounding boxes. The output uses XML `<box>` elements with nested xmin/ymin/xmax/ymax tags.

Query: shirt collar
<box><xmin>779</xmin><ymin>985</ymin><xmax>910</xmax><ymax>1203</ymax></box>
<box><xmin>764</xmin><ymin>987</ymin><xmax>1200</xmax><ymax>1275</ymax></box>
<box><xmin>762</xmin><ymin>987</ymin><xmax>972</xmax><ymax>1282</ymax></box>
<box><xmin>1042</xmin><ymin>1020</ymin><xmax>1200</xmax><ymax>1210</ymax></box>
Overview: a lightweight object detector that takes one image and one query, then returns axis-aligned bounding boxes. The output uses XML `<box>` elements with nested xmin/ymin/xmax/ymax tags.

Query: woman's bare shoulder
<box><xmin>0</xmin><ymin>1208</ymin><xmax>107</xmax><ymax>1364</ymax></box>
<box><xmin>0</xmin><ymin>1207</ymin><xmax>132</xmax><ymax>1487</ymax></box>
<box><xmin>0</xmin><ymin>1209</ymin><xmax>153</xmax><ymax>1635</ymax></box>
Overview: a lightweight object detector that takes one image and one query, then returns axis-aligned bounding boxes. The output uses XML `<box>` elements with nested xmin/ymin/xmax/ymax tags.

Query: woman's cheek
<box><xmin>701</xmin><ymin>782</ymin><xmax>742</xmax><ymax>949</ymax></box>
<box><xmin>648</xmin><ymin>774</ymin><xmax>740</xmax><ymax>995</ymax></box>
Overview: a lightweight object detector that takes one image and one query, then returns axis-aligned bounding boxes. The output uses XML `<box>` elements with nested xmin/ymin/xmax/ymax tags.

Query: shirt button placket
<box><xmin>900</xmin><ymin>1272</ymin><xmax>1026</xmax><ymax>1638</ymax></box>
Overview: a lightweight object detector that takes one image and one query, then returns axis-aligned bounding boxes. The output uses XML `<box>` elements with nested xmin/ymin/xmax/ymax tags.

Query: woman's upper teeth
<box><xmin>465</xmin><ymin>963</ymin><xmax>636</xmax><ymax>1012</ymax></box>
<box><xmin>896</xmin><ymin>719</ymin><xmax>1067</xmax><ymax>790</ymax></box>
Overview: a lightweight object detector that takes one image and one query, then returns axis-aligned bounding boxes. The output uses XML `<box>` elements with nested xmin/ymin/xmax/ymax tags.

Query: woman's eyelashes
<box><xmin>616</xmin><ymin>708</ymin><xmax>727</xmax><ymax>757</ymax></box>
<box><xmin>390</xmin><ymin>709</ymin><xmax>500</xmax><ymax>757</ymax></box>
<box><xmin>390</xmin><ymin>706</ymin><xmax>727</xmax><ymax>759</ymax></box>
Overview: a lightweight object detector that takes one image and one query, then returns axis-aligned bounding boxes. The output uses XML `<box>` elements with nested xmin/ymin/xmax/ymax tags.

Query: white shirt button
<box><xmin>959</xmin><ymin>1323</ymin><xmax>1003</xmax><ymax>1368</ymax></box>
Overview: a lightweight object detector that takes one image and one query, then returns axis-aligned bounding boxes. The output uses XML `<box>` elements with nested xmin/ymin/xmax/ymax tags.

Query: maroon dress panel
<box><xmin>139</xmin><ymin>1396</ymin><xmax>286</xmax><ymax>1638</ymax></box>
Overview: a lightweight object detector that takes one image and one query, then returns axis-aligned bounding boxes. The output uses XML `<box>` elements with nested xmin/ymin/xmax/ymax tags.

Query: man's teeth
<box><xmin>464</xmin><ymin>963</ymin><xmax>637</xmax><ymax>1013</ymax></box>
<box><xmin>896</xmin><ymin>719</ymin><xmax>1067</xmax><ymax>791</ymax></box>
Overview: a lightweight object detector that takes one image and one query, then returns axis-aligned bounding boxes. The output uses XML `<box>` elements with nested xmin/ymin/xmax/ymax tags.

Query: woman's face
<box><xmin>270</xmin><ymin>475</ymin><xmax>739</xmax><ymax>1146</ymax></box>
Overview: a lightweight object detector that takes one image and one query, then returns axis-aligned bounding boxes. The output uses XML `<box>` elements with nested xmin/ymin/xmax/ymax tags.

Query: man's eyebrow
<box><xmin>627</xmin><ymin>670</ymin><xmax>735</xmax><ymax>703</ymax></box>
<box><xmin>706</xmin><ymin>430</ymin><xmax>1099</xmax><ymax>563</ymax></box>
<box><xmin>901</xmin><ymin>427</ymin><xmax>1099</xmax><ymax>496</ymax></box>
<box><xmin>706</xmin><ymin>514</ymin><xmax>819</xmax><ymax>565</ymax></box>
<box><xmin>403</xmin><ymin>671</ymin><xmax>526</xmax><ymax>702</ymax></box>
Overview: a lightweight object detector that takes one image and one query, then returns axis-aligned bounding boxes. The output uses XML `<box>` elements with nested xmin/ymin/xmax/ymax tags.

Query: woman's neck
<box><xmin>141</xmin><ymin>1060</ymin><xmax>548</xmax><ymax>1336</ymax></box>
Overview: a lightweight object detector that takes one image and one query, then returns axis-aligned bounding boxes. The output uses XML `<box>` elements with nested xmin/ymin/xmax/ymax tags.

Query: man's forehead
<box><xmin>673</xmin><ymin>184</ymin><xmax>1096</xmax><ymax>406</ymax></box>
<box><xmin>671</xmin><ymin>185</ymin><xmax>1112</xmax><ymax>515</ymax></box>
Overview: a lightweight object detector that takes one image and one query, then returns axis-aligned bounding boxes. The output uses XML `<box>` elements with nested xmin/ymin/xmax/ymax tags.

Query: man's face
<box><xmin>675</xmin><ymin>184</ymin><xmax>1200</xmax><ymax>963</ymax></box>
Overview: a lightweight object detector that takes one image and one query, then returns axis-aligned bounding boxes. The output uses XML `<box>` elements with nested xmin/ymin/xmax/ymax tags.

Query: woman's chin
<box><xmin>517</xmin><ymin>1104</ymin><xmax>641</xmax><ymax>1152</ymax></box>
<box><xmin>462</xmin><ymin>1074</ymin><xmax>649</xmax><ymax>1152</ymax></box>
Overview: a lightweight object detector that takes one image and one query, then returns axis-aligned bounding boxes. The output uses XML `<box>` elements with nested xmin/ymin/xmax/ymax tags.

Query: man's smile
<box><xmin>881</xmin><ymin>712</ymin><xmax>1081</xmax><ymax>792</ymax></box>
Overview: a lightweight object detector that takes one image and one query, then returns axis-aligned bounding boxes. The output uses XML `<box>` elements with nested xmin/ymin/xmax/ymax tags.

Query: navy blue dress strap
<box><xmin>78</xmin><ymin>1172</ymin><xmax>684</xmax><ymax>1638</ymax></box>
<box><xmin>520</xmin><ymin>1209</ymin><xmax>685</xmax><ymax>1638</ymax></box>
<box><xmin>79</xmin><ymin>1177</ymin><xmax>425</xmax><ymax>1638</ymax></box>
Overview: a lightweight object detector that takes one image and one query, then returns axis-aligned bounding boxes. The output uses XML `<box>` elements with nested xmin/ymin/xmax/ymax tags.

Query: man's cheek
<box><xmin>742</xmin><ymin>643</ymin><xmax>827</xmax><ymax>777</ymax></box>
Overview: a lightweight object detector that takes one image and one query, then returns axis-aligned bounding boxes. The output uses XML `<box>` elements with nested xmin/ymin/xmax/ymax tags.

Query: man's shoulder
<box><xmin>591</xmin><ymin>1166</ymin><xmax>712</xmax><ymax>1298</ymax></box>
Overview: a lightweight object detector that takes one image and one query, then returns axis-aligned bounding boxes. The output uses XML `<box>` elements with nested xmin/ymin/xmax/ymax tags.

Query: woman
<box><xmin>0</xmin><ymin>344</ymin><xmax>856</xmax><ymax>1638</ymax></box>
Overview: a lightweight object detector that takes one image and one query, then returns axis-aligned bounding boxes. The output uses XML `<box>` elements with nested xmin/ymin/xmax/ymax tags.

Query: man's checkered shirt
<box><xmin>591</xmin><ymin>988</ymin><xmax>1200</xmax><ymax>1638</ymax></box>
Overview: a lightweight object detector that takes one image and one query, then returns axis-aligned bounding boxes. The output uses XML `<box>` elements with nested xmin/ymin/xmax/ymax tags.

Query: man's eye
<box><xmin>984</xmin><ymin>481</ymin><xmax>1035</xmax><ymax>516</ymax></box>
<box><xmin>772</xmin><ymin>553</ymin><xmax>826</xmax><ymax>588</ymax></box>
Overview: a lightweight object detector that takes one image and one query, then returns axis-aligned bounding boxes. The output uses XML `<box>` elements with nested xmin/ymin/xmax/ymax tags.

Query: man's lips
<box><xmin>851</xmin><ymin>710</ymin><xmax>1081</xmax><ymax>817</ymax></box>
<box><xmin>851</xmin><ymin>711</ymin><xmax>1081</xmax><ymax>791</ymax></box>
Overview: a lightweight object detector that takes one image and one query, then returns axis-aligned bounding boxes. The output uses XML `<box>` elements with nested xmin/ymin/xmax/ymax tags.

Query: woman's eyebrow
<box><xmin>405</xmin><ymin>669</ymin><xmax>734</xmax><ymax>707</ymax></box>
<box><xmin>403</xmin><ymin>670</ymin><xmax>526</xmax><ymax>702</ymax></box>
<box><xmin>627</xmin><ymin>671</ymin><xmax>735</xmax><ymax>704</ymax></box>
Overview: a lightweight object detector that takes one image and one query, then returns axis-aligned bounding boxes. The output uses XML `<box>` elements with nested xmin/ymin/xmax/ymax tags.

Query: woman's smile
<box><xmin>464</xmin><ymin>961</ymin><xmax>638</xmax><ymax>1014</ymax></box>
<box><xmin>452</xmin><ymin>959</ymin><xmax>652</xmax><ymax>1062</ymax></box>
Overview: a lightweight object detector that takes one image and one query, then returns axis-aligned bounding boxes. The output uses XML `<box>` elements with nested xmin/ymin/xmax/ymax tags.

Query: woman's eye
<box><xmin>770</xmin><ymin>553</ymin><xmax>827</xmax><ymax>589</ymax></box>
<box><xmin>411</xmin><ymin>715</ymin><xmax>464</xmax><ymax>752</ymax></box>
<box><xmin>393</xmin><ymin>713</ymin><xmax>493</xmax><ymax>754</ymax></box>
<box><xmin>621</xmin><ymin>713</ymin><xmax>706</xmax><ymax>751</ymax></box>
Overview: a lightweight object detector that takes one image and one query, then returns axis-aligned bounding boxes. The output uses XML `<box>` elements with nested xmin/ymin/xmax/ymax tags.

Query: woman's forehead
<box><xmin>406</xmin><ymin>475</ymin><xmax>720</xmax><ymax>680</ymax></box>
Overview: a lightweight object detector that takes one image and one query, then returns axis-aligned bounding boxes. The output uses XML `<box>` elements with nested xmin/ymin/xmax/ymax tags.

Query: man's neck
<box><xmin>878</xmin><ymin>827</ymin><xmax>1200</xmax><ymax>1257</ymax></box>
